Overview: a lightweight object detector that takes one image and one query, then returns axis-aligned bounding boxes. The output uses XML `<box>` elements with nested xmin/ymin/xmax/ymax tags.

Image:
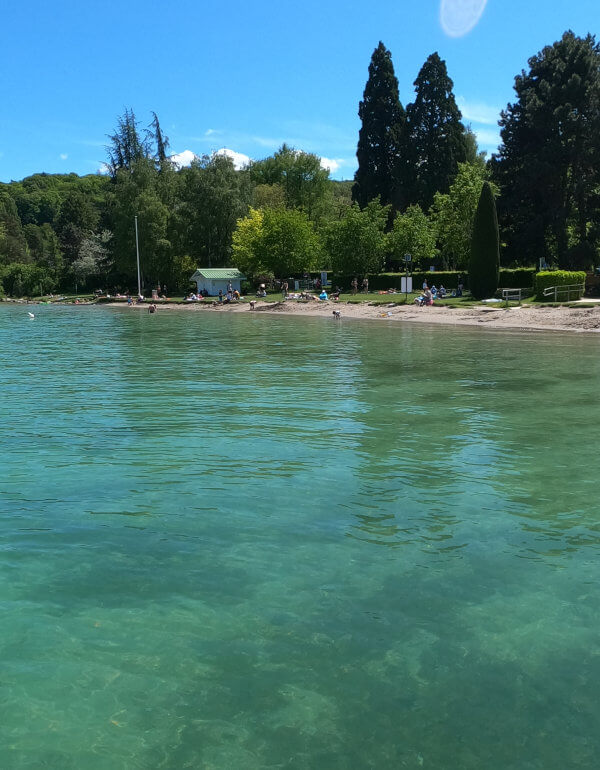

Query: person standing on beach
<box><xmin>218</xmin><ymin>289</ymin><xmax>223</xmax><ymax>304</ymax></box>
<box><xmin>282</xmin><ymin>280</ymin><xmax>288</xmax><ymax>298</ymax></box>
<box><xmin>352</xmin><ymin>277</ymin><xmax>358</xmax><ymax>295</ymax></box>
<box><xmin>362</xmin><ymin>277</ymin><xmax>369</xmax><ymax>293</ymax></box>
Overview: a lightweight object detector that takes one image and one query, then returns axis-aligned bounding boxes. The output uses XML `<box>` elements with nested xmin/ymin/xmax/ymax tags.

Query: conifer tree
<box><xmin>405</xmin><ymin>53</ymin><xmax>468</xmax><ymax>210</ymax></box>
<box><xmin>493</xmin><ymin>31</ymin><xmax>600</xmax><ymax>267</ymax></box>
<box><xmin>148</xmin><ymin>112</ymin><xmax>170</xmax><ymax>165</ymax></box>
<box><xmin>106</xmin><ymin>109</ymin><xmax>150</xmax><ymax>176</ymax></box>
<box><xmin>352</xmin><ymin>42</ymin><xmax>406</xmax><ymax>212</ymax></box>
<box><xmin>469</xmin><ymin>182</ymin><xmax>499</xmax><ymax>299</ymax></box>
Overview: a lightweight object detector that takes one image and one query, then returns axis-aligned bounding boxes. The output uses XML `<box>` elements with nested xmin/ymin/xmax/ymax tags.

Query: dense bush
<box><xmin>498</xmin><ymin>268</ymin><xmax>536</xmax><ymax>289</ymax></box>
<box><xmin>534</xmin><ymin>270</ymin><xmax>586</xmax><ymax>300</ymax></box>
<box><xmin>0</xmin><ymin>263</ymin><xmax>57</xmax><ymax>296</ymax></box>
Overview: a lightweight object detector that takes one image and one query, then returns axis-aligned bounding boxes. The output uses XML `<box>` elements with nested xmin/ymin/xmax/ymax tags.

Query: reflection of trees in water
<box><xmin>342</xmin><ymin>325</ymin><xmax>600</xmax><ymax>557</ymax></box>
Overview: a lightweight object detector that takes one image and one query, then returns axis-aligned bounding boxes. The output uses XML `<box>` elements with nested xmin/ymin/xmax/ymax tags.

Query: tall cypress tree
<box><xmin>405</xmin><ymin>53</ymin><xmax>468</xmax><ymax>210</ymax></box>
<box><xmin>469</xmin><ymin>182</ymin><xmax>500</xmax><ymax>299</ymax></box>
<box><xmin>352</xmin><ymin>42</ymin><xmax>406</xmax><ymax>213</ymax></box>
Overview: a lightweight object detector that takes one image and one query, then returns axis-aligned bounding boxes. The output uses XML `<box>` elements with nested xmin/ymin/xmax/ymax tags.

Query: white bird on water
<box><xmin>28</xmin><ymin>312</ymin><xmax>35</xmax><ymax>319</ymax></box>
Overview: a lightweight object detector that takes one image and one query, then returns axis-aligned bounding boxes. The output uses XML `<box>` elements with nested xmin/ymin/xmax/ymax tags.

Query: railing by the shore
<box><xmin>542</xmin><ymin>284</ymin><xmax>585</xmax><ymax>301</ymax></box>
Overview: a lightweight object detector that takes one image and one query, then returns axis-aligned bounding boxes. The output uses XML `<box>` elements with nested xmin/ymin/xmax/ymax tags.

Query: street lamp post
<box><xmin>134</xmin><ymin>215</ymin><xmax>142</xmax><ymax>298</ymax></box>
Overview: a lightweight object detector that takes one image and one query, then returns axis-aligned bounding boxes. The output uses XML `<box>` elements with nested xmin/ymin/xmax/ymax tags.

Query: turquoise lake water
<box><xmin>1</xmin><ymin>304</ymin><xmax>599</xmax><ymax>769</ymax></box>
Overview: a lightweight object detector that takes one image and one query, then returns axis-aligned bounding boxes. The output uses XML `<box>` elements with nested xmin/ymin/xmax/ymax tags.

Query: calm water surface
<box><xmin>0</xmin><ymin>305</ymin><xmax>599</xmax><ymax>769</ymax></box>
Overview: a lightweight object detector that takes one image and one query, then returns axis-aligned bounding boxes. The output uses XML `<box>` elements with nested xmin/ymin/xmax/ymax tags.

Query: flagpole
<box><xmin>135</xmin><ymin>215</ymin><xmax>142</xmax><ymax>297</ymax></box>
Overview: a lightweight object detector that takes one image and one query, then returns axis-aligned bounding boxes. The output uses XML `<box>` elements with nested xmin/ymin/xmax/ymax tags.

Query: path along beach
<box><xmin>105</xmin><ymin>298</ymin><xmax>600</xmax><ymax>333</ymax></box>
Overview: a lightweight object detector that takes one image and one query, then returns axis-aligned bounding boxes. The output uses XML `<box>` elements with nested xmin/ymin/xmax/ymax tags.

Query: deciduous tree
<box><xmin>250</xmin><ymin>145</ymin><xmax>329</xmax><ymax>219</ymax></box>
<box><xmin>326</xmin><ymin>198</ymin><xmax>389</xmax><ymax>276</ymax></box>
<box><xmin>387</xmin><ymin>204</ymin><xmax>437</xmax><ymax>269</ymax></box>
<box><xmin>431</xmin><ymin>161</ymin><xmax>495</xmax><ymax>269</ymax></box>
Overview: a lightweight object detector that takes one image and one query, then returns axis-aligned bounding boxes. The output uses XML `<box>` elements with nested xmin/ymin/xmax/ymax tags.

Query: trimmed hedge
<box><xmin>332</xmin><ymin>271</ymin><xmax>463</xmax><ymax>291</ymax></box>
<box><xmin>330</xmin><ymin>267</ymin><xmax>538</xmax><ymax>294</ymax></box>
<box><xmin>498</xmin><ymin>268</ymin><xmax>536</xmax><ymax>289</ymax></box>
<box><xmin>535</xmin><ymin>270</ymin><xmax>586</xmax><ymax>300</ymax></box>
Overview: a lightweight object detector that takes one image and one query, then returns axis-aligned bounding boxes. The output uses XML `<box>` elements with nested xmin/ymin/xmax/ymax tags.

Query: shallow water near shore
<box><xmin>1</xmin><ymin>304</ymin><xmax>599</xmax><ymax>769</ymax></box>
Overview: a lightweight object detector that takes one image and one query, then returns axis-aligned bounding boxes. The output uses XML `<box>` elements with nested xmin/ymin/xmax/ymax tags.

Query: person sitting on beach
<box><xmin>438</xmin><ymin>285</ymin><xmax>447</xmax><ymax>298</ymax></box>
<box><xmin>233</xmin><ymin>289</ymin><xmax>240</xmax><ymax>300</ymax></box>
<box><xmin>431</xmin><ymin>285</ymin><xmax>438</xmax><ymax>299</ymax></box>
<box><xmin>319</xmin><ymin>289</ymin><xmax>328</xmax><ymax>300</ymax></box>
<box><xmin>424</xmin><ymin>288</ymin><xmax>434</xmax><ymax>306</ymax></box>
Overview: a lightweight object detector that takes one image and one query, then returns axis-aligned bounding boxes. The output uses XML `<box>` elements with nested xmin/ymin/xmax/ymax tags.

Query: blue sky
<box><xmin>1</xmin><ymin>0</ymin><xmax>598</xmax><ymax>182</ymax></box>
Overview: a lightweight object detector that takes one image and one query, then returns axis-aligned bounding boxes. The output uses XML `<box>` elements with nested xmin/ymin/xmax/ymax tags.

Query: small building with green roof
<box><xmin>190</xmin><ymin>268</ymin><xmax>246</xmax><ymax>297</ymax></box>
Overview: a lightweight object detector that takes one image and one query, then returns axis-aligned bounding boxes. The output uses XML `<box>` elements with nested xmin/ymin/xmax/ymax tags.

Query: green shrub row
<box><xmin>498</xmin><ymin>268</ymin><xmax>536</xmax><ymax>289</ymax></box>
<box><xmin>534</xmin><ymin>270</ymin><xmax>586</xmax><ymax>300</ymax></box>
<box><xmin>332</xmin><ymin>271</ymin><xmax>464</xmax><ymax>291</ymax></box>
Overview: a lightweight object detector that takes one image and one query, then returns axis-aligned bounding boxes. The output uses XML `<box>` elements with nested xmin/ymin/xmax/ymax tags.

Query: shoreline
<box><xmin>100</xmin><ymin>299</ymin><xmax>600</xmax><ymax>333</ymax></box>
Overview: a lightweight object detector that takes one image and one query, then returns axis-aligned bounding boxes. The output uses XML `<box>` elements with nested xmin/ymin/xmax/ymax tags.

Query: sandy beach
<box><xmin>106</xmin><ymin>298</ymin><xmax>600</xmax><ymax>333</ymax></box>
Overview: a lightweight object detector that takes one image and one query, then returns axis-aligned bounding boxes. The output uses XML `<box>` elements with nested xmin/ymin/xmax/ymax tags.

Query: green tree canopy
<box><xmin>405</xmin><ymin>52</ymin><xmax>468</xmax><ymax>210</ymax></box>
<box><xmin>232</xmin><ymin>207</ymin><xmax>322</xmax><ymax>278</ymax></box>
<box><xmin>352</xmin><ymin>42</ymin><xmax>406</xmax><ymax>213</ymax></box>
<box><xmin>260</xmin><ymin>208</ymin><xmax>322</xmax><ymax>277</ymax></box>
<box><xmin>326</xmin><ymin>198</ymin><xmax>389</xmax><ymax>276</ymax></box>
<box><xmin>232</xmin><ymin>208</ymin><xmax>265</xmax><ymax>276</ymax></box>
<box><xmin>249</xmin><ymin>145</ymin><xmax>329</xmax><ymax>219</ymax></box>
<box><xmin>431</xmin><ymin>161</ymin><xmax>495</xmax><ymax>269</ymax></box>
<box><xmin>387</xmin><ymin>204</ymin><xmax>437</xmax><ymax>269</ymax></box>
<box><xmin>175</xmin><ymin>153</ymin><xmax>251</xmax><ymax>268</ymax></box>
<box><xmin>493</xmin><ymin>31</ymin><xmax>600</xmax><ymax>267</ymax></box>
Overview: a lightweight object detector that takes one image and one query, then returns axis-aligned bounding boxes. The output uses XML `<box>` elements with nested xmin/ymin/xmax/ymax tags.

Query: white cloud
<box><xmin>457</xmin><ymin>97</ymin><xmax>501</xmax><ymax>126</ymax></box>
<box><xmin>473</xmin><ymin>128</ymin><xmax>501</xmax><ymax>152</ymax></box>
<box><xmin>251</xmin><ymin>135</ymin><xmax>285</xmax><ymax>149</ymax></box>
<box><xmin>205</xmin><ymin>128</ymin><xmax>220</xmax><ymax>136</ymax></box>
<box><xmin>169</xmin><ymin>149</ymin><xmax>198</xmax><ymax>168</ymax></box>
<box><xmin>60</xmin><ymin>153</ymin><xmax>68</xmax><ymax>160</ymax></box>
<box><xmin>214</xmin><ymin>148</ymin><xmax>251</xmax><ymax>169</ymax></box>
<box><xmin>319</xmin><ymin>157</ymin><xmax>345</xmax><ymax>173</ymax></box>
<box><xmin>97</xmin><ymin>162</ymin><xmax>110</xmax><ymax>175</ymax></box>
<box><xmin>440</xmin><ymin>0</ymin><xmax>488</xmax><ymax>38</ymax></box>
